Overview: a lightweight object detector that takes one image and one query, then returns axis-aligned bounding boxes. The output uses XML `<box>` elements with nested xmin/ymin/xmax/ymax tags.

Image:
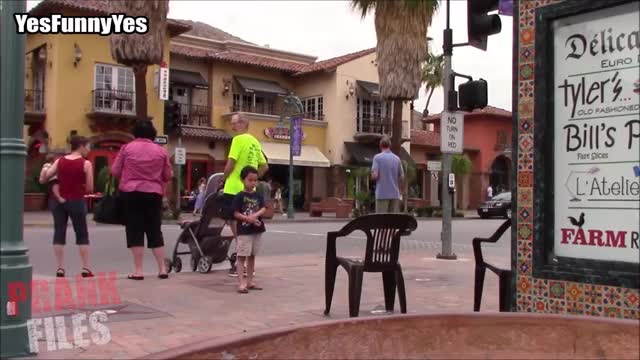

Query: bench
<box><xmin>310</xmin><ymin>197</ymin><xmax>352</xmax><ymax>218</ymax></box>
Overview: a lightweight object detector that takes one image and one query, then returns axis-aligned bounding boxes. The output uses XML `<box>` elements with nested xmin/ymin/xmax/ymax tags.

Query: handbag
<box><xmin>93</xmin><ymin>176</ymin><xmax>125</xmax><ymax>225</ymax></box>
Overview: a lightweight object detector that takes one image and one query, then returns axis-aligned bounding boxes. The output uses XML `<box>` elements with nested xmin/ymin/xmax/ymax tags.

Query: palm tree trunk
<box><xmin>391</xmin><ymin>99</ymin><xmax>403</xmax><ymax>155</ymax></box>
<box><xmin>133</xmin><ymin>63</ymin><xmax>148</xmax><ymax>121</ymax></box>
<box><xmin>424</xmin><ymin>87</ymin><xmax>435</xmax><ymax>115</ymax></box>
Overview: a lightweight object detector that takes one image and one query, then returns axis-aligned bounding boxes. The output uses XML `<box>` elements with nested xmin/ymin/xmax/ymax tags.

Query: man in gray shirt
<box><xmin>371</xmin><ymin>136</ymin><xmax>404</xmax><ymax>213</ymax></box>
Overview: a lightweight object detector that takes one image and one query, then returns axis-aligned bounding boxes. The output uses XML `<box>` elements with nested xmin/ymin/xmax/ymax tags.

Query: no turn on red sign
<box><xmin>440</xmin><ymin>111</ymin><xmax>464</xmax><ymax>154</ymax></box>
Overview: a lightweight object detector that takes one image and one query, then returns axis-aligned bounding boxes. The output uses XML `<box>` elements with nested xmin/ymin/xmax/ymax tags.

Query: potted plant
<box><xmin>24</xmin><ymin>162</ymin><xmax>48</xmax><ymax>211</ymax></box>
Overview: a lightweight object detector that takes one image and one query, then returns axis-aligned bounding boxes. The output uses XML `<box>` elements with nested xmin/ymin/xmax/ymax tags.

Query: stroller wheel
<box><xmin>197</xmin><ymin>256</ymin><xmax>213</xmax><ymax>274</ymax></box>
<box><xmin>164</xmin><ymin>258</ymin><xmax>173</xmax><ymax>274</ymax></box>
<box><xmin>191</xmin><ymin>255</ymin><xmax>200</xmax><ymax>272</ymax></box>
<box><xmin>174</xmin><ymin>257</ymin><xmax>182</xmax><ymax>273</ymax></box>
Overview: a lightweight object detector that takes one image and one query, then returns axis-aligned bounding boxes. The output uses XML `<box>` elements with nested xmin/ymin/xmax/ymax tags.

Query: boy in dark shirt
<box><xmin>232</xmin><ymin>166</ymin><xmax>266</xmax><ymax>293</ymax></box>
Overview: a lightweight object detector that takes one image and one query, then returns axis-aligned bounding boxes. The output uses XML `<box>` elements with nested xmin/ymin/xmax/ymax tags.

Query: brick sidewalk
<box><xmin>24</xmin><ymin>251</ymin><xmax>504</xmax><ymax>359</ymax></box>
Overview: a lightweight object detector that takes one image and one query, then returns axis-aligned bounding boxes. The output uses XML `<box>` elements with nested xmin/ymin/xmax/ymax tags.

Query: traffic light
<box><xmin>458</xmin><ymin>79</ymin><xmax>488</xmax><ymax>111</ymax></box>
<box><xmin>164</xmin><ymin>101</ymin><xmax>181</xmax><ymax>133</ymax></box>
<box><xmin>467</xmin><ymin>0</ymin><xmax>502</xmax><ymax>51</ymax></box>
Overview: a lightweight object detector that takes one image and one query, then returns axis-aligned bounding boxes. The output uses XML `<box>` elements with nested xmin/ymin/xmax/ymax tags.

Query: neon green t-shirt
<box><xmin>223</xmin><ymin>133</ymin><xmax>267</xmax><ymax>195</ymax></box>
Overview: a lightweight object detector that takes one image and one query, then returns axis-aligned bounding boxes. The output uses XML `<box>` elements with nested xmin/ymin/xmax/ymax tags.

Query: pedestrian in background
<box><xmin>193</xmin><ymin>177</ymin><xmax>207</xmax><ymax>216</ymax></box>
<box><xmin>371</xmin><ymin>136</ymin><xmax>404</xmax><ymax>213</ymax></box>
<box><xmin>40</xmin><ymin>136</ymin><xmax>94</xmax><ymax>278</ymax></box>
<box><xmin>40</xmin><ymin>154</ymin><xmax>65</xmax><ymax>205</ymax></box>
<box><xmin>487</xmin><ymin>185</ymin><xmax>493</xmax><ymax>200</ymax></box>
<box><xmin>111</xmin><ymin>120</ymin><xmax>173</xmax><ymax>280</ymax></box>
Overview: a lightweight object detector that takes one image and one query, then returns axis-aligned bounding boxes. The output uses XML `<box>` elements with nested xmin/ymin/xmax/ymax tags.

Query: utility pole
<box><xmin>438</xmin><ymin>0</ymin><xmax>457</xmax><ymax>260</ymax></box>
<box><xmin>1</xmin><ymin>0</ymin><xmax>35</xmax><ymax>356</ymax></box>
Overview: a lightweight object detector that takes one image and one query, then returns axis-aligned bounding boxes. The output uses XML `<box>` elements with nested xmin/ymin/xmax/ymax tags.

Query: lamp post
<box><xmin>277</xmin><ymin>93</ymin><xmax>303</xmax><ymax>219</ymax></box>
<box><xmin>1</xmin><ymin>0</ymin><xmax>34</xmax><ymax>357</ymax></box>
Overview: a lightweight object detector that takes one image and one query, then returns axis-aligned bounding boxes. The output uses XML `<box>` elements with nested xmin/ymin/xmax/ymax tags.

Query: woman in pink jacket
<box><xmin>111</xmin><ymin>120</ymin><xmax>173</xmax><ymax>280</ymax></box>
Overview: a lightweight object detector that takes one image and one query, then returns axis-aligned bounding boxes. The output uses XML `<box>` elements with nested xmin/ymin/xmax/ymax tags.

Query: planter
<box><xmin>145</xmin><ymin>313</ymin><xmax>638</xmax><ymax>359</ymax></box>
<box><xmin>24</xmin><ymin>193</ymin><xmax>47</xmax><ymax>211</ymax></box>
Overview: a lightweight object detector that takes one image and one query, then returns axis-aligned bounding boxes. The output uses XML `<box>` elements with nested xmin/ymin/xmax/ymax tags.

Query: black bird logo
<box><xmin>568</xmin><ymin>213</ymin><xmax>585</xmax><ymax>228</ymax></box>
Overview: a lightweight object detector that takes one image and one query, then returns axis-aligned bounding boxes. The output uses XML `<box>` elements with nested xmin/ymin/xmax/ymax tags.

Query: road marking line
<box><xmin>269</xmin><ymin>230</ymin><xmax>298</xmax><ymax>234</ymax></box>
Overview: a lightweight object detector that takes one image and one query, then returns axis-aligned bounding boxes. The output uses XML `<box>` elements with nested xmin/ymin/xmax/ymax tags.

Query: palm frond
<box><xmin>351</xmin><ymin>0</ymin><xmax>377</xmax><ymax>19</ymax></box>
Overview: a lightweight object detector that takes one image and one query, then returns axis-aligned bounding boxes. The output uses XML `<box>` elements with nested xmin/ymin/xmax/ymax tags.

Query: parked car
<box><xmin>477</xmin><ymin>192</ymin><xmax>512</xmax><ymax>219</ymax></box>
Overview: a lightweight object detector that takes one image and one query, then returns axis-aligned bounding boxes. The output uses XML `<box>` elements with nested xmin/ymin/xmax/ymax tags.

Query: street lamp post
<box><xmin>277</xmin><ymin>94</ymin><xmax>304</xmax><ymax>220</ymax></box>
<box><xmin>1</xmin><ymin>0</ymin><xmax>35</xmax><ymax>357</ymax></box>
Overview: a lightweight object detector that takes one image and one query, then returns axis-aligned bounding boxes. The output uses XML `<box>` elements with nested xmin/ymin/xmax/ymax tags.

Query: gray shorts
<box><xmin>375</xmin><ymin>199</ymin><xmax>401</xmax><ymax>213</ymax></box>
<box><xmin>236</xmin><ymin>233</ymin><xmax>262</xmax><ymax>257</ymax></box>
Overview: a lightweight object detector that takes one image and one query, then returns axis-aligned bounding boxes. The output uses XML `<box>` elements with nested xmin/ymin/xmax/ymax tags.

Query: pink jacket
<box><xmin>111</xmin><ymin>139</ymin><xmax>173</xmax><ymax>196</ymax></box>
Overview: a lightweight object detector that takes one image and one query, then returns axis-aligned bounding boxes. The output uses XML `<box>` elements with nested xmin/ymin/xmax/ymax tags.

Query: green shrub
<box><xmin>25</xmin><ymin>161</ymin><xmax>47</xmax><ymax>193</ymax></box>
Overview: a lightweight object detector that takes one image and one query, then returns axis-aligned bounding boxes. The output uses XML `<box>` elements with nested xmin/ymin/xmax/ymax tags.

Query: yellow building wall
<box><xmin>247</xmin><ymin>119</ymin><xmax>326</xmax><ymax>151</ymax></box>
<box><xmin>26</xmin><ymin>12</ymin><xmax>173</xmax><ymax>151</ymax></box>
<box><xmin>170</xmin><ymin>56</ymin><xmax>210</xmax><ymax>108</ymax></box>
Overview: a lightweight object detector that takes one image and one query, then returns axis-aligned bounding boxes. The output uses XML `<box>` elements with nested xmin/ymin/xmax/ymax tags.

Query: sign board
<box><xmin>264</xmin><ymin>126</ymin><xmax>306</xmax><ymax>141</ymax></box>
<box><xmin>448</xmin><ymin>173</ymin><xmax>455</xmax><ymax>188</ymax></box>
<box><xmin>552</xmin><ymin>2</ymin><xmax>639</xmax><ymax>264</ymax></box>
<box><xmin>427</xmin><ymin>160</ymin><xmax>442</xmax><ymax>172</ymax></box>
<box><xmin>154</xmin><ymin>135</ymin><xmax>168</xmax><ymax>145</ymax></box>
<box><xmin>159</xmin><ymin>66</ymin><xmax>169</xmax><ymax>101</ymax></box>
<box><xmin>291</xmin><ymin>117</ymin><xmax>302</xmax><ymax>157</ymax></box>
<box><xmin>440</xmin><ymin>111</ymin><xmax>464</xmax><ymax>154</ymax></box>
<box><xmin>174</xmin><ymin>147</ymin><xmax>186</xmax><ymax>165</ymax></box>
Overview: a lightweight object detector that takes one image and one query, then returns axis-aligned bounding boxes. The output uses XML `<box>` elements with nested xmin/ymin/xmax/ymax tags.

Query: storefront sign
<box><xmin>552</xmin><ymin>2</ymin><xmax>639</xmax><ymax>264</ymax></box>
<box><xmin>159</xmin><ymin>65</ymin><xmax>169</xmax><ymax>101</ymax></box>
<box><xmin>264</xmin><ymin>126</ymin><xmax>306</xmax><ymax>141</ymax></box>
<box><xmin>291</xmin><ymin>117</ymin><xmax>302</xmax><ymax>157</ymax></box>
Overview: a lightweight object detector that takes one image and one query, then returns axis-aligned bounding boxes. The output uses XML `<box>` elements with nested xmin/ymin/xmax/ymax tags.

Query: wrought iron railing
<box><xmin>178</xmin><ymin>103</ymin><xmax>211</xmax><ymax>127</ymax></box>
<box><xmin>231</xmin><ymin>103</ymin><xmax>280</xmax><ymax>116</ymax></box>
<box><xmin>302</xmin><ymin>112</ymin><xmax>324</xmax><ymax>121</ymax></box>
<box><xmin>357</xmin><ymin>117</ymin><xmax>392</xmax><ymax>134</ymax></box>
<box><xmin>24</xmin><ymin>89</ymin><xmax>45</xmax><ymax>113</ymax></box>
<box><xmin>92</xmin><ymin>89</ymin><xmax>135</xmax><ymax>114</ymax></box>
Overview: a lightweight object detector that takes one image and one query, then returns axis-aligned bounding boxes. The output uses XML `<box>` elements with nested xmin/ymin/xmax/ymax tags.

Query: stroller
<box><xmin>165</xmin><ymin>173</ymin><xmax>236</xmax><ymax>274</ymax></box>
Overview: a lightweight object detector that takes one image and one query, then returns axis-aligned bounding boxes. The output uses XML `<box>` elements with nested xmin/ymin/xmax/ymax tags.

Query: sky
<box><xmin>26</xmin><ymin>0</ymin><xmax>513</xmax><ymax>115</ymax></box>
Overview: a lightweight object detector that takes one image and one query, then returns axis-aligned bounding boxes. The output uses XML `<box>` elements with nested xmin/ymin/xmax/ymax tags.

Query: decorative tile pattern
<box><xmin>514</xmin><ymin>0</ymin><xmax>638</xmax><ymax>321</ymax></box>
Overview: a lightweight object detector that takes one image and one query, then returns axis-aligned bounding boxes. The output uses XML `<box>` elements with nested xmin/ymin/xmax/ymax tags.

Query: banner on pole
<box><xmin>499</xmin><ymin>0</ymin><xmax>514</xmax><ymax>16</ymax></box>
<box><xmin>291</xmin><ymin>117</ymin><xmax>302</xmax><ymax>157</ymax></box>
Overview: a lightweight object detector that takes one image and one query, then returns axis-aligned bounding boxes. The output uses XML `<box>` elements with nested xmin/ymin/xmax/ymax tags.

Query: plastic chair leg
<box><xmin>474</xmin><ymin>265</ymin><xmax>486</xmax><ymax>312</ymax></box>
<box><xmin>498</xmin><ymin>271</ymin><xmax>512</xmax><ymax>312</ymax></box>
<box><xmin>348</xmin><ymin>269</ymin><xmax>364</xmax><ymax>317</ymax></box>
<box><xmin>382</xmin><ymin>271</ymin><xmax>396</xmax><ymax>312</ymax></box>
<box><xmin>395</xmin><ymin>267</ymin><xmax>407</xmax><ymax>314</ymax></box>
<box><xmin>324</xmin><ymin>260</ymin><xmax>339</xmax><ymax>315</ymax></box>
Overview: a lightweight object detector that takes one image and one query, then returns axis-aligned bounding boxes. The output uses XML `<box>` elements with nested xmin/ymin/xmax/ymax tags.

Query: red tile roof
<box><xmin>170</xmin><ymin>44</ymin><xmax>210</xmax><ymax>59</ymax></box>
<box><xmin>410</xmin><ymin>129</ymin><xmax>479</xmax><ymax>152</ymax></box>
<box><xmin>208</xmin><ymin>52</ymin><xmax>307</xmax><ymax>73</ymax></box>
<box><xmin>424</xmin><ymin>105</ymin><xmax>512</xmax><ymax>122</ymax></box>
<box><xmin>29</xmin><ymin>0</ymin><xmax>191</xmax><ymax>36</ymax></box>
<box><xmin>294</xmin><ymin>48</ymin><xmax>376</xmax><ymax>76</ymax></box>
<box><xmin>180</xmin><ymin>126</ymin><xmax>231</xmax><ymax>141</ymax></box>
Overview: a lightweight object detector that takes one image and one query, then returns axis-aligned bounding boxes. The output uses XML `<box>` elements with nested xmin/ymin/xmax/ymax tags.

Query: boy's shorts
<box><xmin>236</xmin><ymin>233</ymin><xmax>262</xmax><ymax>257</ymax></box>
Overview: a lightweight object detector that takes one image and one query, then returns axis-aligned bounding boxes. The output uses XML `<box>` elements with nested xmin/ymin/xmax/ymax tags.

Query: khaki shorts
<box><xmin>375</xmin><ymin>199</ymin><xmax>401</xmax><ymax>213</ymax></box>
<box><xmin>236</xmin><ymin>233</ymin><xmax>262</xmax><ymax>257</ymax></box>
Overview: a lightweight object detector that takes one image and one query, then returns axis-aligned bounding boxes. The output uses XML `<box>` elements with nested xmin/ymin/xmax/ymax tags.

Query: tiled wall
<box><xmin>513</xmin><ymin>0</ymin><xmax>639</xmax><ymax>319</ymax></box>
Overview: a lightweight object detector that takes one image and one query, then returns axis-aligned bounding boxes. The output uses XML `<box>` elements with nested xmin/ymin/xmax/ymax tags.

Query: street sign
<box><xmin>427</xmin><ymin>160</ymin><xmax>441</xmax><ymax>172</ymax></box>
<box><xmin>448</xmin><ymin>173</ymin><xmax>455</xmax><ymax>188</ymax></box>
<box><xmin>159</xmin><ymin>66</ymin><xmax>169</xmax><ymax>101</ymax></box>
<box><xmin>154</xmin><ymin>135</ymin><xmax>168</xmax><ymax>145</ymax></box>
<box><xmin>174</xmin><ymin>147</ymin><xmax>186</xmax><ymax>165</ymax></box>
<box><xmin>440</xmin><ymin>111</ymin><xmax>464</xmax><ymax>154</ymax></box>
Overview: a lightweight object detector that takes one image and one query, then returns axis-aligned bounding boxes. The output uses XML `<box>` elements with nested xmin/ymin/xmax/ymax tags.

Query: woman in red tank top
<box><xmin>40</xmin><ymin>136</ymin><xmax>95</xmax><ymax>278</ymax></box>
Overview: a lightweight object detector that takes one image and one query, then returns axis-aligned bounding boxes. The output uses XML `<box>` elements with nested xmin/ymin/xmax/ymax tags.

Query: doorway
<box><xmin>88</xmin><ymin>149</ymin><xmax>117</xmax><ymax>193</ymax></box>
<box><xmin>268</xmin><ymin>164</ymin><xmax>306</xmax><ymax>210</ymax></box>
<box><xmin>490</xmin><ymin>155</ymin><xmax>511</xmax><ymax>195</ymax></box>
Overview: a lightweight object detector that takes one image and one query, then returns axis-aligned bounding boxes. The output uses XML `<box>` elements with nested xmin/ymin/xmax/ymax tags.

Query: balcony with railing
<box><xmin>87</xmin><ymin>89</ymin><xmax>137</xmax><ymax>121</ymax></box>
<box><xmin>178</xmin><ymin>103</ymin><xmax>212</xmax><ymax>127</ymax></box>
<box><xmin>230</xmin><ymin>103</ymin><xmax>281</xmax><ymax>117</ymax></box>
<box><xmin>355</xmin><ymin>117</ymin><xmax>410</xmax><ymax>143</ymax></box>
<box><xmin>24</xmin><ymin>89</ymin><xmax>45</xmax><ymax>124</ymax></box>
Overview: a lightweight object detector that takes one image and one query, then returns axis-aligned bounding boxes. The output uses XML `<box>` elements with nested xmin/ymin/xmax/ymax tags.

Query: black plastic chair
<box><xmin>472</xmin><ymin>219</ymin><xmax>512</xmax><ymax>312</ymax></box>
<box><xmin>324</xmin><ymin>214</ymin><xmax>418</xmax><ymax>318</ymax></box>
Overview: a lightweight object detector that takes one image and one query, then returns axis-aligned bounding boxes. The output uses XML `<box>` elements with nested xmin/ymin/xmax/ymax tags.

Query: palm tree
<box><xmin>352</xmin><ymin>0</ymin><xmax>440</xmax><ymax>155</ymax></box>
<box><xmin>421</xmin><ymin>52</ymin><xmax>445</xmax><ymax>118</ymax></box>
<box><xmin>109</xmin><ymin>0</ymin><xmax>169</xmax><ymax>121</ymax></box>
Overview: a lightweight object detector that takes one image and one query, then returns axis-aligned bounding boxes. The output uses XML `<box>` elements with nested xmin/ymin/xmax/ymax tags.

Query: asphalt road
<box><xmin>23</xmin><ymin>218</ymin><xmax>510</xmax><ymax>278</ymax></box>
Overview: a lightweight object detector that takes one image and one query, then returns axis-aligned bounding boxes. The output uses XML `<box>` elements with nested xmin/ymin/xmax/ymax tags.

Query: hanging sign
<box><xmin>291</xmin><ymin>117</ymin><xmax>302</xmax><ymax>157</ymax></box>
<box><xmin>264</xmin><ymin>126</ymin><xmax>306</xmax><ymax>141</ymax></box>
<box><xmin>552</xmin><ymin>2</ymin><xmax>639</xmax><ymax>264</ymax></box>
<box><xmin>159</xmin><ymin>63</ymin><xmax>169</xmax><ymax>101</ymax></box>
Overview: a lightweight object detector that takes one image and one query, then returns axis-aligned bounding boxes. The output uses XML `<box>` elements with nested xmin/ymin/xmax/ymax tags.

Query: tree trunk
<box><xmin>391</xmin><ymin>99</ymin><xmax>403</xmax><ymax>155</ymax></box>
<box><xmin>424</xmin><ymin>87</ymin><xmax>435</xmax><ymax>115</ymax></box>
<box><xmin>133</xmin><ymin>63</ymin><xmax>148</xmax><ymax>121</ymax></box>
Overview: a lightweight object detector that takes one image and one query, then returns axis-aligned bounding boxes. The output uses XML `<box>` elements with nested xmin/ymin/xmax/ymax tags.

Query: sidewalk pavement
<box><xmin>22</xmin><ymin>211</ymin><xmax>481</xmax><ymax>227</ymax></box>
<box><xmin>24</xmin><ymin>251</ymin><xmax>506</xmax><ymax>359</ymax></box>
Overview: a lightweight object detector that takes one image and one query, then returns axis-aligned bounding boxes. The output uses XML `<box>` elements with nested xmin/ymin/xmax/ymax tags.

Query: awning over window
<box><xmin>170</xmin><ymin>69</ymin><xmax>208</xmax><ymax>89</ymax></box>
<box><xmin>345</xmin><ymin>142</ymin><xmax>415</xmax><ymax>167</ymax></box>
<box><xmin>260</xmin><ymin>142</ymin><xmax>330</xmax><ymax>168</ymax></box>
<box><xmin>235</xmin><ymin>76</ymin><xmax>288</xmax><ymax>95</ymax></box>
<box><xmin>357</xmin><ymin>80</ymin><xmax>380</xmax><ymax>98</ymax></box>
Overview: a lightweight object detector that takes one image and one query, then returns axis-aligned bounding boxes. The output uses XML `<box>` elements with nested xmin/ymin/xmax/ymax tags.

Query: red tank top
<box><xmin>57</xmin><ymin>157</ymin><xmax>86</xmax><ymax>200</ymax></box>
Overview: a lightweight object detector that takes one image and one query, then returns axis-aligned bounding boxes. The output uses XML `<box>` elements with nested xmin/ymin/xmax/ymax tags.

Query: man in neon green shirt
<box><xmin>223</xmin><ymin>113</ymin><xmax>268</xmax><ymax>276</ymax></box>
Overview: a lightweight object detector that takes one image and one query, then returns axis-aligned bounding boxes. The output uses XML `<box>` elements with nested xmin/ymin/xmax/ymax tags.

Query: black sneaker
<box><xmin>228</xmin><ymin>267</ymin><xmax>238</xmax><ymax>277</ymax></box>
